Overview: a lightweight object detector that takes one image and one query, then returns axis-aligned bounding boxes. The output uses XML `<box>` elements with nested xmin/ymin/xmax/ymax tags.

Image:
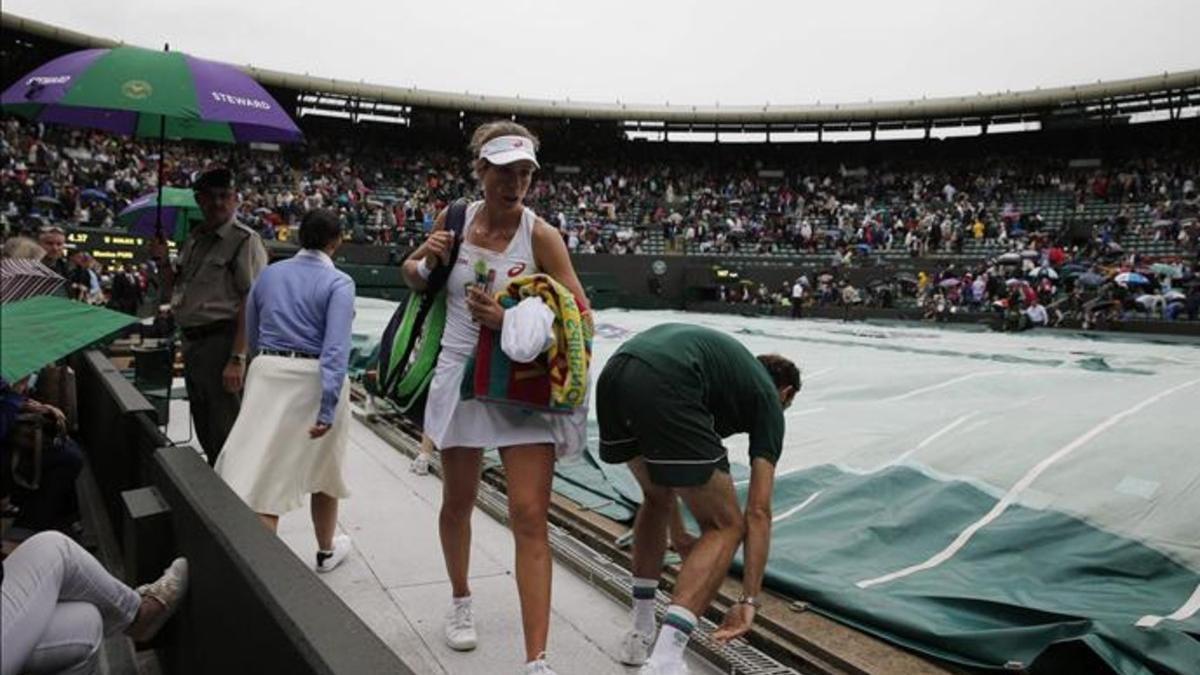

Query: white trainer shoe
<box><xmin>618</xmin><ymin>628</ymin><xmax>655</xmax><ymax>665</ymax></box>
<box><xmin>444</xmin><ymin>600</ymin><xmax>478</xmax><ymax>651</ymax></box>
<box><xmin>410</xmin><ymin>454</ymin><xmax>431</xmax><ymax>475</ymax></box>
<box><xmin>524</xmin><ymin>658</ymin><xmax>557</xmax><ymax>674</ymax></box>
<box><xmin>315</xmin><ymin>535</ymin><xmax>352</xmax><ymax>573</ymax></box>
<box><xmin>639</xmin><ymin>660</ymin><xmax>690</xmax><ymax>675</ymax></box>
<box><xmin>131</xmin><ymin>557</ymin><xmax>188</xmax><ymax>642</ymax></box>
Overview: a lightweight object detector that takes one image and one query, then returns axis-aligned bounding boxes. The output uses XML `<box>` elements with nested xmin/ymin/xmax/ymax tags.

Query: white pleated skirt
<box><xmin>216</xmin><ymin>355</ymin><xmax>350</xmax><ymax>515</ymax></box>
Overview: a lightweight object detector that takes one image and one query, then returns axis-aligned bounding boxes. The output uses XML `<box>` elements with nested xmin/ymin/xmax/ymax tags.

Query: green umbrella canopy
<box><xmin>116</xmin><ymin>187</ymin><xmax>202</xmax><ymax>242</ymax></box>
<box><xmin>1</xmin><ymin>296</ymin><xmax>137</xmax><ymax>382</ymax></box>
<box><xmin>2</xmin><ymin>45</ymin><xmax>303</xmax><ymax>144</ymax></box>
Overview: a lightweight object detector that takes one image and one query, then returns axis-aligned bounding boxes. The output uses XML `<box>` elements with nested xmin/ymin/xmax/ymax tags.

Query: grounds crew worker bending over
<box><xmin>597</xmin><ymin>323</ymin><xmax>799</xmax><ymax>675</ymax></box>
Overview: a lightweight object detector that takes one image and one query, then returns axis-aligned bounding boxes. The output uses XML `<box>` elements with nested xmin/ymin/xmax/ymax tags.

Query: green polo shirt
<box><xmin>615</xmin><ymin>323</ymin><xmax>785</xmax><ymax>464</ymax></box>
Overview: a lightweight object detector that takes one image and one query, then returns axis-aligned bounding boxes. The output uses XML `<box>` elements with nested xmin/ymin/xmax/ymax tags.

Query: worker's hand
<box><xmin>421</xmin><ymin>230</ymin><xmax>455</xmax><ymax>267</ymax></box>
<box><xmin>465</xmin><ymin>285</ymin><xmax>504</xmax><ymax>330</ymax></box>
<box><xmin>309</xmin><ymin>422</ymin><xmax>331</xmax><ymax>439</ymax></box>
<box><xmin>222</xmin><ymin>360</ymin><xmax>245</xmax><ymax>393</ymax></box>
<box><xmin>711</xmin><ymin>603</ymin><xmax>756</xmax><ymax>644</ymax></box>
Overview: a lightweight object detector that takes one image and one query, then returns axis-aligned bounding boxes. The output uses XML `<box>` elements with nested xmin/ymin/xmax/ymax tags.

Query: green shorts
<box><xmin>597</xmin><ymin>354</ymin><xmax>729</xmax><ymax>487</ymax></box>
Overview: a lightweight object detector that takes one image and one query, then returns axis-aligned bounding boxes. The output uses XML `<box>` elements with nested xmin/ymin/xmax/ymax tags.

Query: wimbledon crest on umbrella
<box><xmin>122</xmin><ymin>79</ymin><xmax>153</xmax><ymax>99</ymax></box>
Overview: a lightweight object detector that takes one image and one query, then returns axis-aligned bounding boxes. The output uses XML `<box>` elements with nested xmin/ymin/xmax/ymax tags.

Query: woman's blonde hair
<box><xmin>2</xmin><ymin>236</ymin><xmax>46</xmax><ymax>260</ymax></box>
<box><xmin>469</xmin><ymin>120</ymin><xmax>539</xmax><ymax>179</ymax></box>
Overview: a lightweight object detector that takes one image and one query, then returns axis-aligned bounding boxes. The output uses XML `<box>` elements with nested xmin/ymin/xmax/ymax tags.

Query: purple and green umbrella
<box><xmin>1</xmin><ymin>45</ymin><xmax>303</xmax><ymax>236</ymax></box>
<box><xmin>117</xmin><ymin>187</ymin><xmax>201</xmax><ymax>242</ymax></box>
<box><xmin>1</xmin><ymin>45</ymin><xmax>302</xmax><ymax>143</ymax></box>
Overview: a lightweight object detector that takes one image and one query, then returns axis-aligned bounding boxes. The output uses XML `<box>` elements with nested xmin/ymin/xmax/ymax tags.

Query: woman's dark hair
<box><xmin>298</xmin><ymin>208</ymin><xmax>342</xmax><ymax>250</ymax></box>
<box><xmin>756</xmin><ymin>354</ymin><xmax>801</xmax><ymax>392</ymax></box>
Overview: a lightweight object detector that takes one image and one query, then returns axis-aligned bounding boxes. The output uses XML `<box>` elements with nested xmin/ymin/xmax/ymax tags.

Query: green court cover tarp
<box><xmin>352</xmin><ymin>300</ymin><xmax>1200</xmax><ymax>673</ymax></box>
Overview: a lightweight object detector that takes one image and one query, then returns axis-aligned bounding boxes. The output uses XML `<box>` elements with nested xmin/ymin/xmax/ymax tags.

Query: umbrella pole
<box><xmin>154</xmin><ymin>42</ymin><xmax>170</xmax><ymax>241</ymax></box>
<box><xmin>155</xmin><ymin>114</ymin><xmax>165</xmax><ymax>239</ymax></box>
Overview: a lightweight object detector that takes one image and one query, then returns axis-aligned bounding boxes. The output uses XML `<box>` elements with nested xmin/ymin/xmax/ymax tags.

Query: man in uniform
<box><xmin>597</xmin><ymin>323</ymin><xmax>799</xmax><ymax>675</ymax></box>
<box><xmin>171</xmin><ymin>166</ymin><xmax>267</xmax><ymax>465</ymax></box>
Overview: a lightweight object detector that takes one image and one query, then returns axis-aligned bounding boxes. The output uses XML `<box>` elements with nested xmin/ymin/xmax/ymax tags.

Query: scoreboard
<box><xmin>65</xmin><ymin>228</ymin><xmax>177</xmax><ymax>263</ymax></box>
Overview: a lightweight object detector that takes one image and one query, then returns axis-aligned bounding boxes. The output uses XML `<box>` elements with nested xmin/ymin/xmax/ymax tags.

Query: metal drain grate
<box><xmin>473</xmin><ymin>480</ymin><xmax>805</xmax><ymax>675</ymax></box>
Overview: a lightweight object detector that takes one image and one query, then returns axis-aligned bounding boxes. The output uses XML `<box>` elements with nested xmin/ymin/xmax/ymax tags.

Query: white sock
<box><xmin>452</xmin><ymin>595</ymin><xmax>472</xmax><ymax>609</ymax></box>
<box><xmin>649</xmin><ymin>605</ymin><xmax>696</xmax><ymax>666</ymax></box>
<box><xmin>631</xmin><ymin>577</ymin><xmax>658</xmax><ymax>634</ymax></box>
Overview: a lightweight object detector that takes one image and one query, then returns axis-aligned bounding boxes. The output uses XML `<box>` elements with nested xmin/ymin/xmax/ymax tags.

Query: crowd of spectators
<box><xmin>720</xmin><ymin>229</ymin><xmax>1200</xmax><ymax>327</ymax></box>
<box><xmin>4</xmin><ymin>115</ymin><xmax>1197</xmax><ymax>263</ymax></box>
<box><xmin>3</xmin><ymin>114</ymin><xmax>1198</xmax><ymax>331</ymax></box>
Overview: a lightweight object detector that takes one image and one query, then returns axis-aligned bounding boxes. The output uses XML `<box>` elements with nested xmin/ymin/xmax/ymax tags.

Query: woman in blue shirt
<box><xmin>216</xmin><ymin>209</ymin><xmax>356</xmax><ymax>573</ymax></box>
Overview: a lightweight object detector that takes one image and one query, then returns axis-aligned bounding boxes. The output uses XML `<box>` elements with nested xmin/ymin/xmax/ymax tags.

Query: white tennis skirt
<box><xmin>423</xmin><ymin>348</ymin><xmax>563</xmax><ymax>453</ymax></box>
<box><xmin>215</xmin><ymin>355</ymin><xmax>351</xmax><ymax>515</ymax></box>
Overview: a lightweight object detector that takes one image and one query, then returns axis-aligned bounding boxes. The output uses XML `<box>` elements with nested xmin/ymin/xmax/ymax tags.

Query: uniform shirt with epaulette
<box><xmin>171</xmin><ymin>218</ymin><xmax>267</xmax><ymax>328</ymax></box>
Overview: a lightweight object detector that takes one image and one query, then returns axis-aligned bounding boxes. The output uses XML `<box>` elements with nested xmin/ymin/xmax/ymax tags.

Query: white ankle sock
<box><xmin>631</xmin><ymin>577</ymin><xmax>658</xmax><ymax>634</ymax></box>
<box><xmin>452</xmin><ymin>595</ymin><xmax>472</xmax><ymax>608</ymax></box>
<box><xmin>649</xmin><ymin>605</ymin><xmax>696</xmax><ymax>665</ymax></box>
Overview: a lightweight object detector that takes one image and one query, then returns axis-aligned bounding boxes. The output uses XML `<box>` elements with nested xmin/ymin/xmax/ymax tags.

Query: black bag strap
<box><xmin>426</xmin><ymin>199</ymin><xmax>469</xmax><ymax>294</ymax></box>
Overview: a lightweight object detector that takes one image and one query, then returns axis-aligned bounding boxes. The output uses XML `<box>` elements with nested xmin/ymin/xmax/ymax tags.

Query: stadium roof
<box><xmin>4</xmin><ymin>11</ymin><xmax>1198</xmax><ymax>130</ymax></box>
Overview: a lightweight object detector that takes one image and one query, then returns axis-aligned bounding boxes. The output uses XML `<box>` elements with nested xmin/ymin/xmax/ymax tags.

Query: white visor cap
<box><xmin>479</xmin><ymin>135</ymin><xmax>539</xmax><ymax>168</ymax></box>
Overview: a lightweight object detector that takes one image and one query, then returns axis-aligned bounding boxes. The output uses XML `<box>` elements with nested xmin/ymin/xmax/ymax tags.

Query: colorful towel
<box><xmin>461</xmin><ymin>274</ymin><xmax>592</xmax><ymax>414</ymax></box>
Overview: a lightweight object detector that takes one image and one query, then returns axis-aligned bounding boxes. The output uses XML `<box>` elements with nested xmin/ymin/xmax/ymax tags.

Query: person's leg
<box><xmin>667</xmin><ymin>497</ymin><xmax>697</xmax><ymax>559</ymax></box>
<box><xmin>615</xmin><ymin>458</ymin><xmax>675</xmax><ymax>665</ymax></box>
<box><xmin>186</xmin><ymin>330</ymin><xmax>240</xmax><ymax>466</ymax></box>
<box><xmin>13</xmin><ymin>432</ymin><xmax>84</xmax><ymax>531</ymax></box>
<box><xmin>310</xmin><ymin>493</ymin><xmax>352</xmax><ymax>572</ymax></box>
<box><xmin>627</xmin><ymin>458</ymin><xmax>674</xmax><ymax>582</ymax></box>
<box><xmin>181</xmin><ymin>340</ymin><xmax>214</xmax><ymax>464</ymax></box>
<box><xmin>2</xmin><ymin>534</ymin><xmax>66</xmax><ymax>675</ymax></box>
<box><xmin>258</xmin><ymin>514</ymin><xmax>279</xmax><ymax>533</ymax></box>
<box><xmin>439</xmin><ymin>448</ymin><xmax>483</xmax><ymax>600</ymax></box>
<box><xmin>670</xmin><ymin>472</ymin><xmax>745</xmax><ymax>614</ymax></box>
<box><xmin>20</xmin><ymin>601</ymin><xmax>102</xmax><ymax>675</ymax></box>
<box><xmin>498</xmin><ymin>443</ymin><xmax>556</xmax><ymax>664</ymax></box>
<box><xmin>202</xmin><ymin>330</ymin><xmax>241</xmax><ymax>466</ymax></box>
<box><xmin>311</xmin><ymin>492</ymin><xmax>337</xmax><ymax>551</ymax></box>
<box><xmin>644</xmin><ymin>469</ymin><xmax>744</xmax><ymax>670</ymax></box>
<box><xmin>2</xmin><ymin>531</ymin><xmax>142</xmax><ymax>675</ymax></box>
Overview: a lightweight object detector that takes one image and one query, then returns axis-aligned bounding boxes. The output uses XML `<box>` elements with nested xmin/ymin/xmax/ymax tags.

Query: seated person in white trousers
<box><xmin>1</xmin><ymin>531</ymin><xmax>187</xmax><ymax>675</ymax></box>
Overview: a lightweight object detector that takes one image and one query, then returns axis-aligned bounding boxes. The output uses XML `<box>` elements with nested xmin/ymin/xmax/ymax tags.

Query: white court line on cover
<box><xmin>857</xmin><ymin>378</ymin><xmax>1200</xmax><ymax>589</ymax></box>
<box><xmin>1136</xmin><ymin>583</ymin><xmax>1200</xmax><ymax>628</ymax></box>
<box><xmin>883</xmin><ymin>371</ymin><xmax>1001</xmax><ymax>403</ymax></box>
<box><xmin>773</xmin><ymin>491</ymin><xmax>823</xmax><ymax>523</ymax></box>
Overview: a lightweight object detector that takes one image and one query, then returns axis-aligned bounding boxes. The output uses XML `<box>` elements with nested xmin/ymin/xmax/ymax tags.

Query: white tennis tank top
<box><xmin>440</xmin><ymin>201</ymin><xmax>540</xmax><ymax>356</ymax></box>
